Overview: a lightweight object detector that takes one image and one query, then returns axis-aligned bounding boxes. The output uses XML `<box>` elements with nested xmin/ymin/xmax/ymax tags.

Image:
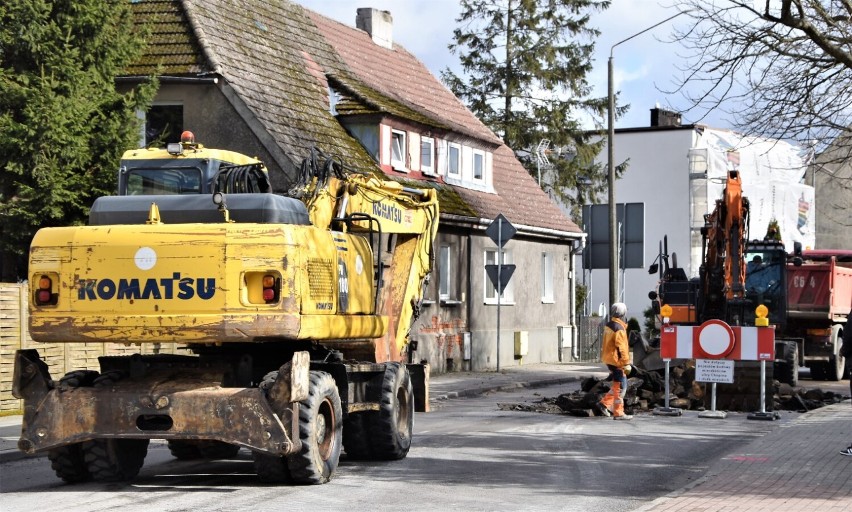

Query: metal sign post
<box><xmin>747</xmin><ymin>360</ymin><xmax>780</xmax><ymax>421</ymax></box>
<box><xmin>652</xmin><ymin>358</ymin><xmax>682</xmax><ymax>416</ymax></box>
<box><xmin>485</xmin><ymin>214</ymin><xmax>516</xmax><ymax>372</ymax></box>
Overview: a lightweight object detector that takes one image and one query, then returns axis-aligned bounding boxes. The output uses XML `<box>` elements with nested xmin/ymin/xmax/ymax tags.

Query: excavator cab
<box><xmin>743</xmin><ymin>240</ymin><xmax>788</xmax><ymax>329</ymax></box>
<box><xmin>118</xmin><ymin>131</ymin><xmax>271</xmax><ymax>195</ymax></box>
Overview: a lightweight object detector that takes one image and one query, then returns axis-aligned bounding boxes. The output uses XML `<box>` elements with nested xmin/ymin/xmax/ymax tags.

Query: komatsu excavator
<box><xmin>13</xmin><ymin>132</ymin><xmax>438</xmax><ymax>485</ymax></box>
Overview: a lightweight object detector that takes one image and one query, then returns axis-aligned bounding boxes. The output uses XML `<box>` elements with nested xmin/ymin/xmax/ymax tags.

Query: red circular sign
<box><xmin>695</xmin><ymin>320</ymin><xmax>736</xmax><ymax>359</ymax></box>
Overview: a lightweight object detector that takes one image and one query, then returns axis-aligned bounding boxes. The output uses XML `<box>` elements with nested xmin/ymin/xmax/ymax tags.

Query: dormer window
<box><xmin>473</xmin><ymin>150</ymin><xmax>485</xmax><ymax>181</ymax></box>
<box><xmin>391</xmin><ymin>129</ymin><xmax>406</xmax><ymax>171</ymax></box>
<box><xmin>421</xmin><ymin>136</ymin><xmax>435</xmax><ymax>174</ymax></box>
<box><xmin>448</xmin><ymin>142</ymin><xmax>461</xmax><ymax>177</ymax></box>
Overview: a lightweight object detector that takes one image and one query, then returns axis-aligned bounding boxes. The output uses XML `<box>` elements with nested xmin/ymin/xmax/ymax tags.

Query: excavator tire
<box><xmin>48</xmin><ymin>370</ymin><xmax>101</xmax><ymax>483</ymax></box>
<box><xmin>57</xmin><ymin>370</ymin><xmax>100</xmax><ymax>390</ymax></box>
<box><xmin>287</xmin><ymin>371</ymin><xmax>342</xmax><ymax>484</ymax></box>
<box><xmin>48</xmin><ymin>444</ymin><xmax>91</xmax><ymax>484</ymax></box>
<box><xmin>82</xmin><ymin>370</ymin><xmax>149</xmax><ymax>481</ymax></box>
<box><xmin>368</xmin><ymin>362</ymin><xmax>413</xmax><ymax>460</ymax></box>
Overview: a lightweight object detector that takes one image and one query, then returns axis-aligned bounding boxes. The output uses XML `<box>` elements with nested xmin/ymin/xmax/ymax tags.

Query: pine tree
<box><xmin>0</xmin><ymin>0</ymin><xmax>157</xmax><ymax>281</ymax></box>
<box><xmin>442</xmin><ymin>0</ymin><xmax>623</xmax><ymax>215</ymax></box>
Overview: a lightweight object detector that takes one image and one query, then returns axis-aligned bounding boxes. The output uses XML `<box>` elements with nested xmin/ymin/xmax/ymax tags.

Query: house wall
<box><xmin>121</xmin><ymin>82</ymin><xmax>293</xmax><ymax>192</ymax></box>
<box><xmin>411</xmin><ymin>230</ymin><xmax>575</xmax><ymax>372</ymax></box>
<box><xmin>412</xmin><ymin>229</ymin><xmax>470</xmax><ymax>372</ymax></box>
<box><xmin>467</xmin><ymin>234</ymin><xmax>573</xmax><ymax>371</ymax></box>
<box><xmin>810</xmin><ymin>142</ymin><xmax>852</xmax><ymax>250</ymax></box>
<box><xmin>582</xmin><ymin>128</ymin><xmax>696</xmax><ymax>320</ymax></box>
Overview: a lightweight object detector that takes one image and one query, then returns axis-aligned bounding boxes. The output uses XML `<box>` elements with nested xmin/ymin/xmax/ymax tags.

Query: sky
<box><xmin>297</xmin><ymin>0</ymin><xmax>727</xmax><ymax>130</ymax></box>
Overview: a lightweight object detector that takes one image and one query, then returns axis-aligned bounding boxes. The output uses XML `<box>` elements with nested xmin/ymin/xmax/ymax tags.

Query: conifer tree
<box><xmin>0</xmin><ymin>0</ymin><xmax>156</xmax><ymax>281</ymax></box>
<box><xmin>442</xmin><ymin>0</ymin><xmax>623</xmax><ymax>214</ymax></box>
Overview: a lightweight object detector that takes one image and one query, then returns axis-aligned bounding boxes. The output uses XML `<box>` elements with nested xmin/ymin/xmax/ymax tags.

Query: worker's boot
<box><xmin>596</xmin><ymin>382</ymin><xmax>618</xmax><ymax>417</ymax></box>
<box><xmin>612</xmin><ymin>385</ymin><xmax>633</xmax><ymax>420</ymax></box>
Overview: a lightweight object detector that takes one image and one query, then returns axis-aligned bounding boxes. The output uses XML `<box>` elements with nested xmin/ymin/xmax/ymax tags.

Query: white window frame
<box><xmin>439</xmin><ymin>244</ymin><xmax>451</xmax><ymax>299</ymax></box>
<box><xmin>391</xmin><ymin>129</ymin><xmax>407</xmax><ymax>171</ymax></box>
<box><xmin>484</xmin><ymin>249</ymin><xmax>514</xmax><ymax>304</ymax></box>
<box><xmin>472</xmin><ymin>149</ymin><xmax>485</xmax><ymax>181</ymax></box>
<box><xmin>421</xmin><ymin>136</ymin><xmax>435</xmax><ymax>175</ymax></box>
<box><xmin>447</xmin><ymin>142</ymin><xmax>461</xmax><ymax>177</ymax></box>
<box><xmin>541</xmin><ymin>252</ymin><xmax>554</xmax><ymax>303</ymax></box>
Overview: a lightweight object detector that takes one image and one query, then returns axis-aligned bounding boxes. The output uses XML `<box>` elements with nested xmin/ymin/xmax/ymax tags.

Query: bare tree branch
<box><xmin>669</xmin><ymin>0</ymin><xmax>852</xmax><ymax>163</ymax></box>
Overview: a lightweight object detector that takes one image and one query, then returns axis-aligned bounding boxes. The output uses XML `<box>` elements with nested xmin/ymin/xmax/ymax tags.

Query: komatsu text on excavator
<box><xmin>13</xmin><ymin>132</ymin><xmax>439</xmax><ymax>485</ymax></box>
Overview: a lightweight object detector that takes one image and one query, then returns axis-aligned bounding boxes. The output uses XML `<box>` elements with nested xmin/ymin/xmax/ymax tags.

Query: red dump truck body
<box><xmin>783</xmin><ymin>250</ymin><xmax>851</xmax><ymax>381</ymax></box>
<box><xmin>787</xmin><ymin>250</ymin><xmax>852</xmax><ymax>321</ymax></box>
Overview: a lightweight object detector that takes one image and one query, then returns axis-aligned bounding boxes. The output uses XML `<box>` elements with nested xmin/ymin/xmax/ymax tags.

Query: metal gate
<box><xmin>576</xmin><ymin>316</ymin><xmax>604</xmax><ymax>362</ymax></box>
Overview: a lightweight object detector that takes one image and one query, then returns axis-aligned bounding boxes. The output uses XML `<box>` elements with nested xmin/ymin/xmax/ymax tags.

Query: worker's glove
<box><xmin>622</xmin><ymin>364</ymin><xmax>633</xmax><ymax>377</ymax></box>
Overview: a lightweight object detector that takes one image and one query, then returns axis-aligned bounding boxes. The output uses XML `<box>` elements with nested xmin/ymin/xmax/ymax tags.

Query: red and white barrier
<box><xmin>660</xmin><ymin>319</ymin><xmax>775</xmax><ymax>361</ymax></box>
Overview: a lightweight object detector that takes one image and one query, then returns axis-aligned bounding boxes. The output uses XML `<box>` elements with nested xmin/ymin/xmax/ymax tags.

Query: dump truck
<box><xmin>780</xmin><ymin>249</ymin><xmax>851</xmax><ymax>382</ymax></box>
<box><xmin>12</xmin><ymin>132</ymin><xmax>439</xmax><ymax>485</ymax></box>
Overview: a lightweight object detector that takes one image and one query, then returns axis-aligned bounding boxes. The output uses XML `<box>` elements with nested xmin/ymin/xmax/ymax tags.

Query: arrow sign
<box><xmin>485</xmin><ymin>264</ymin><xmax>516</xmax><ymax>293</ymax></box>
<box><xmin>486</xmin><ymin>213</ymin><xmax>516</xmax><ymax>248</ymax></box>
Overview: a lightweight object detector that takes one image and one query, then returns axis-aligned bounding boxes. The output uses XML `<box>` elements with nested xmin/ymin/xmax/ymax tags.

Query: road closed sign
<box><xmin>695</xmin><ymin>359</ymin><xmax>735</xmax><ymax>384</ymax></box>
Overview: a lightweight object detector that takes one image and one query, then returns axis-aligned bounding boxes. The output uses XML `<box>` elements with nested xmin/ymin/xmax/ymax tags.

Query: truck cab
<box><xmin>743</xmin><ymin>240</ymin><xmax>789</xmax><ymax>329</ymax></box>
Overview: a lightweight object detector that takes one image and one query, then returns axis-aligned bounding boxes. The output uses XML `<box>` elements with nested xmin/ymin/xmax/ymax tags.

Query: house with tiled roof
<box><xmin>123</xmin><ymin>0</ymin><xmax>585</xmax><ymax>372</ymax></box>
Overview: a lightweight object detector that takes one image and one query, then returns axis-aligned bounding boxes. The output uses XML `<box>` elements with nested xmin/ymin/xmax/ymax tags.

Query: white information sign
<box><xmin>695</xmin><ymin>359</ymin><xmax>735</xmax><ymax>384</ymax></box>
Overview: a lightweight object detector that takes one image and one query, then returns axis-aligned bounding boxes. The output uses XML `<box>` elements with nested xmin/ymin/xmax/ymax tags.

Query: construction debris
<box><xmin>498</xmin><ymin>366</ymin><xmax>849</xmax><ymax>416</ymax></box>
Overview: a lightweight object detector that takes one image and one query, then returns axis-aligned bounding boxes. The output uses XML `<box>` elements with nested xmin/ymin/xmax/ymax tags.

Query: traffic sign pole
<box><xmin>497</xmin><ymin>217</ymin><xmax>501</xmax><ymax>372</ymax></box>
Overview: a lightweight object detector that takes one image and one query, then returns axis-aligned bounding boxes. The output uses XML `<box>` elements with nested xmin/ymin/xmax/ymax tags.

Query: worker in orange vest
<box><xmin>597</xmin><ymin>303</ymin><xmax>633</xmax><ymax>420</ymax></box>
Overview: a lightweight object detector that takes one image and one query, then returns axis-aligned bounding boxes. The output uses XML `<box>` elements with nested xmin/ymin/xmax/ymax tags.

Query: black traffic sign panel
<box><xmin>485</xmin><ymin>264</ymin><xmax>516</xmax><ymax>293</ymax></box>
<box><xmin>486</xmin><ymin>213</ymin><xmax>516</xmax><ymax>248</ymax></box>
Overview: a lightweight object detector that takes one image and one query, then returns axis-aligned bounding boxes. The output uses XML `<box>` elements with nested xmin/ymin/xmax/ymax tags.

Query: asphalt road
<box><xmin>0</xmin><ymin>379</ymin><xmax>810</xmax><ymax>512</ymax></box>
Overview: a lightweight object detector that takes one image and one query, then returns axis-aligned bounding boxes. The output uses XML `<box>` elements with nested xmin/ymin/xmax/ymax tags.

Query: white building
<box><xmin>579</xmin><ymin>109</ymin><xmax>814</xmax><ymax>321</ymax></box>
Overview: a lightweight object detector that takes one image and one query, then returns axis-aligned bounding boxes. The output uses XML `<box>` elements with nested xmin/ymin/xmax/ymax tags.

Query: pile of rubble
<box><xmin>498</xmin><ymin>366</ymin><xmax>849</xmax><ymax>416</ymax></box>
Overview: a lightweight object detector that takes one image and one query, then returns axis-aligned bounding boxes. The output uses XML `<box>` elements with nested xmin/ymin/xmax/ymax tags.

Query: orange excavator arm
<box><xmin>700</xmin><ymin>170</ymin><xmax>749</xmax><ymax>321</ymax></box>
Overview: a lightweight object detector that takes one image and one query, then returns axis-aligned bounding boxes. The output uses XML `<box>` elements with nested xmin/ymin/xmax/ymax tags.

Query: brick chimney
<box><xmin>356</xmin><ymin>8</ymin><xmax>393</xmax><ymax>50</ymax></box>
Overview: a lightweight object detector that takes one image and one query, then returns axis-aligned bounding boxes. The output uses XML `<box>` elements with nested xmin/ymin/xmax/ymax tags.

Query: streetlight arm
<box><xmin>610</xmin><ymin>9</ymin><xmax>694</xmax><ymax>57</ymax></box>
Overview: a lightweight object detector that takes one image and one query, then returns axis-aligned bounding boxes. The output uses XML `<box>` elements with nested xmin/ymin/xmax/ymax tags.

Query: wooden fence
<box><xmin>0</xmin><ymin>282</ymin><xmax>179</xmax><ymax>413</ymax></box>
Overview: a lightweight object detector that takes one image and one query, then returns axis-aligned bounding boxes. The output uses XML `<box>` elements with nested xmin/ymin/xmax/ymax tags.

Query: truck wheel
<box><xmin>198</xmin><ymin>441</ymin><xmax>241</xmax><ymax>459</ymax></box>
<box><xmin>778</xmin><ymin>345</ymin><xmax>799</xmax><ymax>387</ymax></box>
<box><xmin>342</xmin><ymin>411</ymin><xmax>373</xmax><ymax>460</ymax></box>
<box><xmin>167</xmin><ymin>440</ymin><xmax>202</xmax><ymax>460</ymax></box>
<box><xmin>825</xmin><ymin>326</ymin><xmax>845</xmax><ymax>381</ymax></box>
<box><xmin>48</xmin><ymin>444</ymin><xmax>91</xmax><ymax>483</ymax></box>
<box><xmin>368</xmin><ymin>362</ymin><xmax>413</xmax><ymax>460</ymax></box>
<box><xmin>83</xmin><ymin>439</ymin><xmax>150</xmax><ymax>482</ymax></box>
<box><xmin>287</xmin><ymin>371</ymin><xmax>342</xmax><ymax>484</ymax></box>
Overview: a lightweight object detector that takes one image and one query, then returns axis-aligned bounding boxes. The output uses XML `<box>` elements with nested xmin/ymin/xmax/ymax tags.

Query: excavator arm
<box><xmin>699</xmin><ymin>170</ymin><xmax>749</xmax><ymax>323</ymax></box>
<box><xmin>291</xmin><ymin>151</ymin><xmax>439</xmax><ymax>362</ymax></box>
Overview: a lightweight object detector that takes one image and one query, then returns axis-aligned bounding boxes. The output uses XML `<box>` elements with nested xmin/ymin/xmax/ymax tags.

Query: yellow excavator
<box><xmin>13</xmin><ymin>132</ymin><xmax>438</xmax><ymax>485</ymax></box>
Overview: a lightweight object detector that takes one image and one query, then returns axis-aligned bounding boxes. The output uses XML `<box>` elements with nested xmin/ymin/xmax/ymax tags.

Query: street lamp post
<box><xmin>606</xmin><ymin>9</ymin><xmax>693</xmax><ymax>307</ymax></box>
